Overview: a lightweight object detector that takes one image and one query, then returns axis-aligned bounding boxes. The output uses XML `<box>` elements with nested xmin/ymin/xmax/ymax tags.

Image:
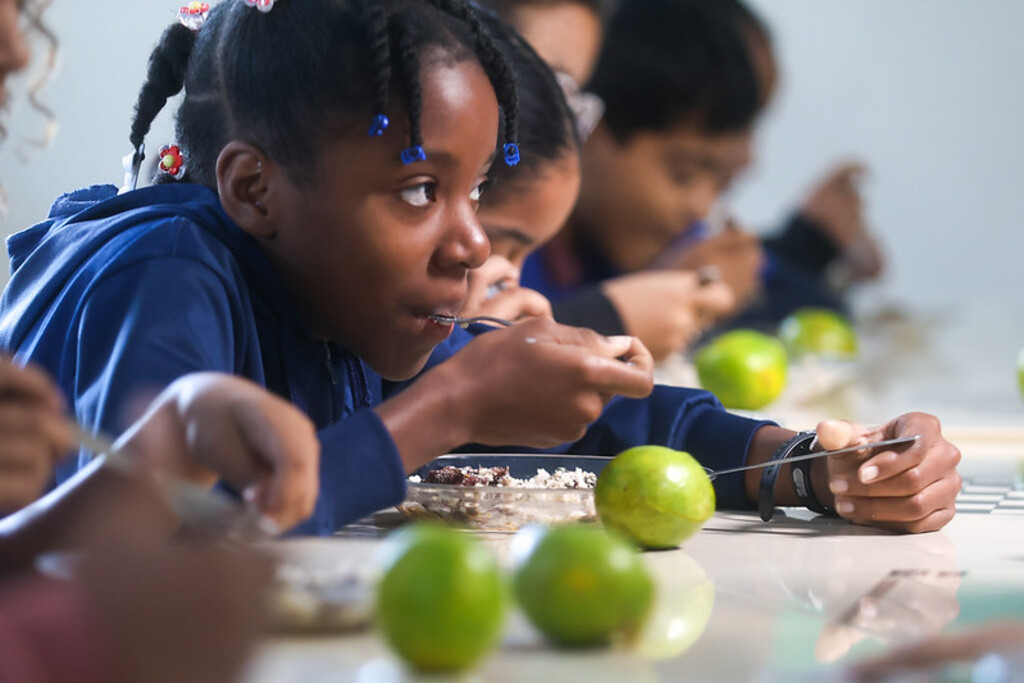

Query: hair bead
<box><xmin>400</xmin><ymin>145</ymin><xmax>427</xmax><ymax>165</ymax></box>
<box><xmin>368</xmin><ymin>114</ymin><xmax>390</xmax><ymax>137</ymax></box>
<box><xmin>502</xmin><ymin>142</ymin><xmax>520</xmax><ymax>167</ymax></box>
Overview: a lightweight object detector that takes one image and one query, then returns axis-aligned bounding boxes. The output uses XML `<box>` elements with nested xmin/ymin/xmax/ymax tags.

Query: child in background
<box><xmin>0</xmin><ymin>0</ymin><xmax>958</xmax><ymax>535</ymax></box>
<box><xmin>479</xmin><ymin>0</ymin><xmax>607</xmax><ymax>87</ymax></box>
<box><xmin>470</xmin><ymin>0</ymin><xmax>736</xmax><ymax>354</ymax></box>
<box><xmin>513</xmin><ymin>0</ymin><xmax>884</xmax><ymax>352</ymax></box>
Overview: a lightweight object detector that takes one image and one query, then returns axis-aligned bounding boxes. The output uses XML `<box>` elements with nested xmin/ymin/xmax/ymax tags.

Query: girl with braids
<box><xmin>0</xmin><ymin>0</ymin><xmax>655</xmax><ymax>535</ymax></box>
<box><xmin>0</xmin><ymin>0</ymin><xmax>959</xmax><ymax>535</ymax></box>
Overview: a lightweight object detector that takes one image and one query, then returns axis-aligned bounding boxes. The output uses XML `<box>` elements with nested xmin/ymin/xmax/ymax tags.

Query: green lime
<box><xmin>1018</xmin><ymin>348</ymin><xmax>1024</xmax><ymax>401</ymax></box>
<box><xmin>512</xmin><ymin>524</ymin><xmax>653</xmax><ymax>647</ymax></box>
<box><xmin>778</xmin><ymin>307</ymin><xmax>858</xmax><ymax>360</ymax></box>
<box><xmin>375</xmin><ymin>523</ymin><xmax>505</xmax><ymax>672</ymax></box>
<box><xmin>595</xmin><ymin>446</ymin><xmax>715</xmax><ymax>549</ymax></box>
<box><xmin>695</xmin><ymin>329</ymin><xmax>788</xmax><ymax>410</ymax></box>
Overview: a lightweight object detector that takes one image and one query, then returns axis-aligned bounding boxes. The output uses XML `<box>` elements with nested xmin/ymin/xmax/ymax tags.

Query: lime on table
<box><xmin>512</xmin><ymin>524</ymin><xmax>653</xmax><ymax>647</ymax></box>
<box><xmin>375</xmin><ymin>523</ymin><xmax>506</xmax><ymax>672</ymax></box>
<box><xmin>595</xmin><ymin>446</ymin><xmax>715</xmax><ymax>550</ymax></box>
<box><xmin>695</xmin><ymin>329</ymin><xmax>788</xmax><ymax>410</ymax></box>
<box><xmin>1018</xmin><ymin>348</ymin><xmax>1024</xmax><ymax>401</ymax></box>
<box><xmin>778</xmin><ymin>307</ymin><xmax>859</xmax><ymax>360</ymax></box>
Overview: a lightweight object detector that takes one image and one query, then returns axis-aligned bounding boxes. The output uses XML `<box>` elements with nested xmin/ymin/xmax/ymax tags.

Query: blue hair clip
<box><xmin>368</xmin><ymin>114</ymin><xmax>390</xmax><ymax>137</ymax></box>
<box><xmin>400</xmin><ymin>145</ymin><xmax>427</xmax><ymax>165</ymax></box>
<box><xmin>503</xmin><ymin>142</ymin><xmax>521</xmax><ymax>167</ymax></box>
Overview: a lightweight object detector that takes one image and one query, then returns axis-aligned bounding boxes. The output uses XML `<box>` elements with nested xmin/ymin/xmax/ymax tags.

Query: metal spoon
<box><xmin>704</xmin><ymin>435</ymin><xmax>920</xmax><ymax>481</ymax></box>
<box><xmin>428</xmin><ymin>314</ymin><xmax>514</xmax><ymax>328</ymax></box>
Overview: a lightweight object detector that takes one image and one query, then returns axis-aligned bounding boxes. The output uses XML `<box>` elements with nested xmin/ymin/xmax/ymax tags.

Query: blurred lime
<box><xmin>595</xmin><ymin>446</ymin><xmax>715</xmax><ymax>550</ymax></box>
<box><xmin>695</xmin><ymin>329</ymin><xmax>788</xmax><ymax>410</ymax></box>
<box><xmin>779</xmin><ymin>307</ymin><xmax>858</xmax><ymax>360</ymax></box>
<box><xmin>1018</xmin><ymin>348</ymin><xmax>1024</xmax><ymax>401</ymax></box>
<box><xmin>375</xmin><ymin>523</ymin><xmax>505</xmax><ymax>672</ymax></box>
<box><xmin>632</xmin><ymin>553</ymin><xmax>715</xmax><ymax>659</ymax></box>
<box><xmin>512</xmin><ymin>524</ymin><xmax>653</xmax><ymax>647</ymax></box>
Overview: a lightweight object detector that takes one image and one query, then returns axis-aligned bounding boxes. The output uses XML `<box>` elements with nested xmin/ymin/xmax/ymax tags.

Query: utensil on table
<box><xmin>703</xmin><ymin>435</ymin><xmax>920</xmax><ymax>481</ymax></box>
<box><xmin>70</xmin><ymin>421</ymin><xmax>279</xmax><ymax>540</ymax></box>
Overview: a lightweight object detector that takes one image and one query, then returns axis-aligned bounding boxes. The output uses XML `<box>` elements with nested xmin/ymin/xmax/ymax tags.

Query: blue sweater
<box><xmin>0</xmin><ymin>184</ymin><xmax>769</xmax><ymax>533</ymax></box>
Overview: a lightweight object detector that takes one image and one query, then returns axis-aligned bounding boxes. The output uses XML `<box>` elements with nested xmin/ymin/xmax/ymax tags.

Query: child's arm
<box><xmin>0</xmin><ymin>359</ymin><xmax>75</xmax><ymax>515</ymax></box>
<box><xmin>0</xmin><ymin>373</ymin><xmax>319</xmax><ymax>575</ymax></box>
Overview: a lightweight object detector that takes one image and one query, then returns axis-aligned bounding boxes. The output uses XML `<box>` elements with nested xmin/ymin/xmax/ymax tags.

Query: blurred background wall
<box><xmin>1</xmin><ymin>0</ymin><xmax>1022</xmax><ymax>312</ymax></box>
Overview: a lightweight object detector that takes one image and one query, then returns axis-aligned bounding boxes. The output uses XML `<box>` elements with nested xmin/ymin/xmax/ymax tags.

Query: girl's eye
<box><xmin>470</xmin><ymin>179</ymin><xmax>492</xmax><ymax>203</ymax></box>
<box><xmin>399</xmin><ymin>183</ymin><xmax>436</xmax><ymax>208</ymax></box>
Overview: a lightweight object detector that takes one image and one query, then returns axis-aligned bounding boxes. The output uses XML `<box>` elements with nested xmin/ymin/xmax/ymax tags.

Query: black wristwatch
<box><xmin>758</xmin><ymin>431</ymin><xmax>817</xmax><ymax>521</ymax></box>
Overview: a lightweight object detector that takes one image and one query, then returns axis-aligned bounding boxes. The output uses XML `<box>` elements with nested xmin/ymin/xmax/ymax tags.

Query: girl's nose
<box><xmin>437</xmin><ymin>205</ymin><xmax>490</xmax><ymax>272</ymax></box>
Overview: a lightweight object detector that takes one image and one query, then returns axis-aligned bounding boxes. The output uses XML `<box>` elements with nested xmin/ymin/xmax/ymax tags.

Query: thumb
<box><xmin>815</xmin><ymin>419</ymin><xmax>874</xmax><ymax>452</ymax></box>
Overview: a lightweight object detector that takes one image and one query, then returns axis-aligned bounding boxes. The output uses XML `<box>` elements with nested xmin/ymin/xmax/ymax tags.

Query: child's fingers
<box><xmin>0</xmin><ymin>359</ymin><xmax>66</xmax><ymax>412</ymax></box>
<box><xmin>693</xmin><ymin>280</ymin><xmax>735</xmax><ymax>322</ymax></box>
<box><xmin>833</xmin><ymin>476</ymin><xmax>961</xmax><ymax>532</ymax></box>
<box><xmin>829</xmin><ymin>440</ymin><xmax>959</xmax><ymax>498</ymax></box>
<box><xmin>853</xmin><ymin>413</ymin><xmax>958</xmax><ymax>485</ymax></box>
<box><xmin>814</xmin><ymin>419</ymin><xmax>862</xmax><ymax>452</ymax></box>
<box><xmin>609</xmin><ymin>335</ymin><xmax>654</xmax><ymax>375</ymax></box>
<box><xmin>233</xmin><ymin>400</ymin><xmax>319</xmax><ymax>529</ymax></box>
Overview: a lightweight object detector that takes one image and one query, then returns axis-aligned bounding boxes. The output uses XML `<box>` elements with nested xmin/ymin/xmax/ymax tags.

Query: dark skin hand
<box><xmin>745</xmin><ymin>414</ymin><xmax>961</xmax><ymax>533</ymax></box>
<box><xmin>376</xmin><ymin>317</ymin><xmax>654</xmax><ymax>473</ymax></box>
<box><xmin>0</xmin><ymin>359</ymin><xmax>75</xmax><ymax>515</ymax></box>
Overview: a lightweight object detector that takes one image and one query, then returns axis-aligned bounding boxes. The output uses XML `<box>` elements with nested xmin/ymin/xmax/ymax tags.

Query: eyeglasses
<box><xmin>555</xmin><ymin>72</ymin><xmax>605</xmax><ymax>143</ymax></box>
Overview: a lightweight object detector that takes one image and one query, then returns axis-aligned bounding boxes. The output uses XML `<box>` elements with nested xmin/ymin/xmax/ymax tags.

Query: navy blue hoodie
<box><xmin>0</xmin><ymin>184</ymin><xmax>769</xmax><ymax>533</ymax></box>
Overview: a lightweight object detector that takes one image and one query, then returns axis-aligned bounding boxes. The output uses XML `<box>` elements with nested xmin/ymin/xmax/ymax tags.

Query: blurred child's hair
<box><xmin>128</xmin><ymin>0</ymin><xmax>520</xmax><ymax>188</ymax></box>
<box><xmin>476</xmin><ymin>9</ymin><xmax>578</xmax><ymax>192</ymax></box>
<box><xmin>480</xmin><ymin>0</ymin><xmax>613</xmax><ymax>22</ymax></box>
<box><xmin>589</xmin><ymin>0</ymin><xmax>771</xmax><ymax>141</ymax></box>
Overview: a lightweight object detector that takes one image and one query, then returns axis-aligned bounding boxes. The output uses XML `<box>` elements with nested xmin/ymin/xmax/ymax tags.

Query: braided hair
<box><xmin>127</xmin><ymin>0</ymin><xmax>521</xmax><ymax>189</ymax></box>
<box><xmin>476</xmin><ymin>9</ymin><xmax>578</xmax><ymax>191</ymax></box>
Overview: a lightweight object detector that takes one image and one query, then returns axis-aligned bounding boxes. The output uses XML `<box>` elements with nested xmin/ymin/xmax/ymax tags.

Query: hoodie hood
<box><xmin>0</xmin><ymin>183</ymin><xmax>295</xmax><ymax>353</ymax></box>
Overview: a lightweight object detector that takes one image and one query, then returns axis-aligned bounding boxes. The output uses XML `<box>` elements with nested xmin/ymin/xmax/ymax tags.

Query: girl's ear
<box><xmin>216</xmin><ymin>141</ymin><xmax>281</xmax><ymax>239</ymax></box>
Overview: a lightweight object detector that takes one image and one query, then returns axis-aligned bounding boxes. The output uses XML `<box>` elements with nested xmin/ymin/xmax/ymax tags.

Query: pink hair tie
<box><xmin>242</xmin><ymin>0</ymin><xmax>277</xmax><ymax>12</ymax></box>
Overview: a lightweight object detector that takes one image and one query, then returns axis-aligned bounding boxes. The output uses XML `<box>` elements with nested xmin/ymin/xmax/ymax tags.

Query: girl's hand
<box><xmin>601</xmin><ymin>269</ymin><xmax>735</xmax><ymax>360</ymax></box>
<box><xmin>464</xmin><ymin>255</ymin><xmax>553</xmax><ymax>322</ymax></box>
<box><xmin>448</xmin><ymin>318</ymin><xmax>654</xmax><ymax>448</ymax></box>
<box><xmin>815</xmin><ymin>413</ymin><xmax>961</xmax><ymax>533</ymax></box>
<box><xmin>0</xmin><ymin>359</ymin><xmax>75</xmax><ymax>514</ymax></box>
<box><xmin>120</xmin><ymin>373</ymin><xmax>320</xmax><ymax>531</ymax></box>
<box><xmin>379</xmin><ymin>318</ymin><xmax>655</xmax><ymax>469</ymax></box>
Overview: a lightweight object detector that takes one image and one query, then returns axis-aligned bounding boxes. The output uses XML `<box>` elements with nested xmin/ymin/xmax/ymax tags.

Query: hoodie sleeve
<box><xmin>65</xmin><ymin>256</ymin><xmax>253</xmax><ymax>478</ymax></box>
<box><xmin>292</xmin><ymin>409</ymin><xmax>407</xmax><ymax>535</ymax></box>
<box><xmin>561</xmin><ymin>386</ymin><xmax>774</xmax><ymax>510</ymax></box>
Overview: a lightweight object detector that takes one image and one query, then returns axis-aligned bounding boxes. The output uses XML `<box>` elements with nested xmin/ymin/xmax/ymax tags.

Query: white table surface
<box><xmin>248</xmin><ymin>303</ymin><xmax>1024</xmax><ymax>682</ymax></box>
